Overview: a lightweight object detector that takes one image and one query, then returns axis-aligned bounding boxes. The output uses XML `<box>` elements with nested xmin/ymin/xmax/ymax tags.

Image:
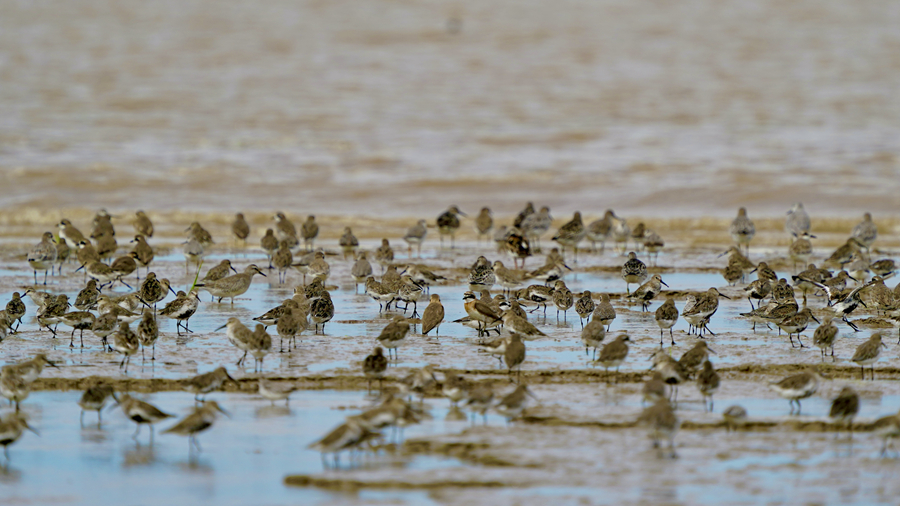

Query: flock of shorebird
<box><xmin>2</xmin><ymin>202</ymin><xmax>900</xmax><ymax>465</ymax></box>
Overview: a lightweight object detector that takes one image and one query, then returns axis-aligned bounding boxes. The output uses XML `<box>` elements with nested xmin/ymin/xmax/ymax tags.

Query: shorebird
<box><xmin>351</xmin><ymin>252</ymin><xmax>373</xmax><ymax>293</ymax></box>
<box><xmin>272</xmin><ymin>241</ymin><xmax>294</xmax><ymax>284</ymax></box>
<box><xmin>789</xmin><ymin>233</ymin><xmax>814</xmax><ymax>271</ymax></box>
<box><xmin>678</xmin><ymin>341</ymin><xmax>715</xmax><ymax>377</ymax></box>
<box><xmin>464</xmin><ymin>381</ymin><xmax>495</xmax><ymax>425</ymax></box>
<box><xmin>492</xmin><ymin>261</ymin><xmax>526</xmax><ymax>298</ymax></box>
<box><xmin>468</xmin><ymin>256</ymin><xmax>496</xmax><ymax>291</ymax></box>
<box><xmin>872</xmin><ymin>410</ymin><xmax>900</xmax><ymax>457</ymax></box>
<box><xmin>0</xmin><ymin>374</ymin><xmax>31</xmax><ymax>412</ymax></box>
<box><xmin>258</xmin><ymin>379</ymin><xmax>298</xmax><ymax>406</ymax></box>
<box><xmin>785</xmin><ymin>202</ymin><xmax>811</xmax><ymax>237</ymax></box>
<box><xmin>260</xmin><ymin>229</ymin><xmax>279</xmax><ymax>268</ymax></box>
<box><xmin>111</xmin><ymin>322</ymin><xmax>140</xmax><ymax>372</ymax></box>
<box><xmin>247</xmin><ymin>324</ymin><xmax>272</xmax><ymax>372</ymax></box>
<box><xmin>494</xmin><ymin>384</ymin><xmax>538</xmax><ymax>422</ymax></box>
<box><xmin>442</xmin><ymin>372</ymin><xmax>469</xmax><ymax>408</ymax></box>
<box><xmin>183</xmin><ymin>367</ymin><xmax>238</xmax><ymax>401</ymax></box>
<box><xmin>463</xmin><ymin>291</ymin><xmax>502</xmax><ymax>337</ymax></box>
<box><xmin>504</xmin><ymin>333</ymin><xmax>526</xmax><ymax>383</ymax></box>
<box><xmin>137</xmin><ymin>312</ymin><xmax>159</xmax><ymax>361</ymax></box>
<box><xmin>697</xmin><ymin>361</ymin><xmax>720</xmax><ymax>412</ymax></box>
<box><xmin>722</xmin><ymin>405</ymin><xmax>748</xmax><ymax>432</ymax></box>
<box><xmin>474</xmin><ymin>207</ymin><xmax>493</xmax><ymax>243</ymax></box>
<box><xmin>829</xmin><ymin>386</ymin><xmax>859</xmax><ymax>438</ymax></box>
<box><xmin>377</xmin><ymin>315</ymin><xmax>410</xmax><ymax>360</ymax></box>
<box><xmin>521</xmin><ymin>206</ymin><xmax>552</xmax><ymax>252</ymax></box>
<box><xmin>309</xmin><ymin>291</ymin><xmax>335</xmax><ymax>334</ymax></box>
<box><xmin>650</xmin><ymin>351</ymin><xmax>687</xmax><ymax>405</ymax></box>
<box><xmin>574</xmin><ymin>290</ymin><xmax>595</xmax><ymax>328</ymax></box>
<box><xmin>628</xmin><ymin>274</ymin><xmax>668</xmax><ymax>312</ymax></box>
<box><xmin>593</xmin><ymin>293</ymin><xmax>617</xmax><ymax>331</ymax></box>
<box><xmin>78</xmin><ymin>383</ymin><xmax>115</xmax><ymax>427</ymax></box>
<box><xmin>365</xmin><ymin>277</ymin><xmax>395</xmax><ymax>313</ymax></box>
<box><xmin>159</xmin><ymin>289</ymin><xmax>200</xmax><ymax>335</ymax></box>
<box><xmin>744</xmin><ymin>279</ymin><xmax>771</xmax><ymax>310</ymax></box>
<box><xmin>301</xmin><ymin>215</ymin><xmax>319</xmax><ymax>251</ymax></box>
<box><xmin>581</xmin><ymin>318</ymin><xmax>605</xmax><ymax>360</ymax></box>
<box><xmin>374</xmin><ymin>239</ymin><xmax>394</xmax><ymax>272</ymax></box>
<box><xmin>116</xmin><ymin>393</ymin><xmax>173</xmax><ymax>443</ymax></box>
<box><xmin>58</xmin><ymin>219</ymin><xmax>86</xmax><ymax>248</ymax></box>
<box><xmin>776</xmin><ymin>307</ymin><xmax>819</xmax><ymax>348</ymax></box>
<box><xmin>133</xmin><ymin>211</ymin><xmax>154</xmax><ymax>238</ymax></box>
<box><xmin>0</xmin><ymin>413</ymin><xmax>38</xmax><ymax>462</ymax></box>
<box><xmin>363</xmin><ymin>347</ymin><xmax>389</xmax><ymax>394</ymax></box>
<box><xmin>196</xmin><ymin>264</ymin><xmax>266</xmax><ymax>304</ymax></box>
<box><xmin>216</xmin><ymin>317</ymin><xmax>254</xmax><ymax>366</ymax></box>
<box><xmin>421</xmin><ymin>294</ymin><xmax>445</xmax><ymax>337</ymax></box>
<box><xmin>729</xmin><ymin>207</ymin><xmax>755</xmax><ymax>255</ymax></box>
<box><xmin>58</xmin><ymin>311</ymin><xmax>96</xmax><ymax>348</ymax></box>
<box><xmin>186</xmin><ymin>222</ymin><xmax>214</xmax><ymax>247</ymax></box>
<box><xmin>682</xmin><ymin>287</ymin><xmax>730</xmax><ymax>337</ymax></box>
<box><xmin>436</xmin><ymin>205</ymin><xmax>466</xmax><ymax>249</ymax></box>
<box><xmin>643</xmin><ymin>229</ymin><xmax>665</xmax><ymax>266</ymax></box>
<box><xmin>27</xmin><ymin>232</ymin><xmax>57</xmax><ymax>285</ymax></box>
<box><xmin>339</xmin><ymin>227</ymin><xmax>359</xmax><ymax>259</ymax></box>
<box><xmin>655</xmin><ymin>297</ymin><xmax>679</xmax><ymax>346</ymax></box>
<box><xmin>637</xmin><ymin>399</ymin><xmax>679</xmax><ymax>458</ymax></box>
<box><xmin>231</xmin><ymin>212</ymin><xmax>250</xmax><ymax>245</ymax></box>
<box><xmin>404</xmin><ymin>220</ymin><xmax>428</xmax><ymax>257</ymax></box>
<box><xmin>276</xmin><ymin>305</ymin><xmax>306</xmax><ymax>352</ymax></box>
<box><xmin>851</xmin><ymin>212</ymin><xmax>878</xmax><ymax>251</ymax></box>
<box><xmin>812</xmin><ymin>314</ymin><xmax>839</xmax><ymax>360</ymax></box>
<box><xmin>396</xmin><ymin>275</ymin><xmax>425</xmax><ymax>317</ymax></box>
<box><xmin>769</xmin><ymin>369</ymin><xmax>825</xmax><ymax>415</ymax></box>
<box><xmin>643</xmin><ymin>372</ymin><xmax>667</xmax><ymax>406</ymax></box>
<box><xmin>552</xmin><ymin>280</ymin><xmax>574</xmax><ymax>322</ymax></box>
<box><xmin>851</xmin><ymin>332</ymin><xmax>887</xmax><ymax>380</ymax></box>
<box><xmin>552</xmin><ymin>211</ymin><xmax>586</xmax><ymax>262</ymax></box>
<box><xmin>586</xmin><ymin>210</ymin><xmax>616</xmax><ymax>253</ymax></box>
<box><xmin>308</xmin><ymin>418</ymin><xmax>381</xmax><ymax>466</ymax></box>
<box><xmin>501</xmin><ymin>310</ymin><xmax>546</xmax><ymax>340</ymax></box>
<box><xmin>5</xmin><ymin>292</ymin><xmax>26</xmax><ymax>331</ymax></box>
<box><xmin>595</xmin><ymin>333</ymin><xmax>630</xmax><ymax>383</ymax></box>
<box><xmin>163</xmin><ymin>400</ymin><xmax>229</xmax><ymax>455</ymax></box>
<box><xmin>622</xmin><ymin>252</ymin><xmax>648</xmax><ymax>294</ymax></box>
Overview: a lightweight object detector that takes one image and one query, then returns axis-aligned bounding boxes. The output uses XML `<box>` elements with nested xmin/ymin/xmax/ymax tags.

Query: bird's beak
<box><xmin>716</xmin><ymin>251</ymin><xmax>728</xmax><ymax>258</ymax></box>
<box><xmin>22</xmin><ymin>420</ymin><xmax>39</xmax><ymax>436</ymax></box>
<box><xmin>216</xmin><ymin>405</ymin><xmax>231</xmax><ymax>418</ymax></box>
<box><xmin>226</xmin><ymin>373</ymin><xmax>239</xmax><ymax>388</ymax></box>
<box><xmin>526</xmin><ymin>388</ymin><xmax>540</xmax><ymax>402</ymax></box>
<box><xmin>811</xmin><ymin>314</ymin><xmax>820</xmax><ymax>324</ymax></box>
<box><xmin>808</xmin><ymin>234</ymin><xmax>817</xmax><ymax>239</ymax></box>
<box><xmin>660</xmin><ymin>280</ymin><xmax>669</xmax><ymax>287</ymax></box>
<box><xmin>215</xmin><ymin>324</ymin><xmax>228</xmax><ymax>332</ymax></box>
<box><xmin>458</xmin><ymin>210</ymin><xmax>468</xmax><ymax>217</ymax></box>
<box><xmin>720</xmin><ymin>294</ymin><xmax>731</xmax><ymax>299</ymax></box>
<box><xmin>46</xmin><ymin>360</ymin><xmax>59</xmax><ymax>369</ymax></box>
<box><xmin>707</xmin><ymin>347</ymin><xmax>717</xmax><ymax>355</ymax></box>
<box><xmin>749</xmin><ymin>268</ymin><xmax>758</xmax><ymax>274</ymax></box>
<box><xmin>848</xmin><ymin>275</ymin><xmax>857</xmax><ymax>282</ymax></box>
<box><xmin>230</xmin><ymin>266</ymin><xmax>238</xmax><ymax>274</ymax></box>
<box><xmin>168</xmin><ymin>286</ymin><xmax>178</xmax><ymax>295</ymax></box>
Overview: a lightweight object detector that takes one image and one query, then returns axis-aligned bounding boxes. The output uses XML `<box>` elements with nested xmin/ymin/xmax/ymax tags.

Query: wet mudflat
<box><xmin>1</xmin><ymin>227</ymin><xmax>899</xmax><ymax>505</ymax></box>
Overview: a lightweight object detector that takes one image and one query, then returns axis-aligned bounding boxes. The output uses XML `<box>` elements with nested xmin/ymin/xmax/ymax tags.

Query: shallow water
<box><xmin>0</xmin><ymin>390</ymin><xmax>481</xmax><ymax>506</ymax></box>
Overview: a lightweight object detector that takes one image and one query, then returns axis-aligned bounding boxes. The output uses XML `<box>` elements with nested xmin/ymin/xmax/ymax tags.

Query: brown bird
<box><xmin>595</xmin><ymin>333</ymin><xmax>631</xmax><ymax>383</ymax></box>
<box><xmin>504</xmin><ymin>333</ymin><xmax>526</xmax><ymax>383</ymax></box>
<box><xmin>421</xmin><ymin>294</ymin><xmax>445</xmax><ymax>337</ymax></box>
<box><xmin>363</xmin><ymin>347</ymin><xmax>389</xmax><ymax>395</ymax></box>
<box><xmin>829</xmin><ymin>386</ymin><xmax>860</xmax><ymax>438</ymax></box>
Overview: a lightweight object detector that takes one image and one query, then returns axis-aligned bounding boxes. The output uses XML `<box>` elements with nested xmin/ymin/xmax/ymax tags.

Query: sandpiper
<box><xmin>377</xmin><ymin>315</ymin><xmax>410</xmax><ymax>360</ymax></box>
<box><xmin>338</xmin><ymin>227</ymin><xmax>359</xmax><ymax>259</ymax></box>
<box><xmin>851</xmin><ymin>212</ymin><xmax>877</xmax><ymax>251</ymax></box>
<box><xmin>744</xmin><ymin>279</ymin><xmax>771</xmax><ymax>310</ymax></box>
<box><xmin>58</xmin><ymin>311</ymin><xmax>96</xmax><ymax>348</ymax></box>
<box><xmin>785</xmin><ymin>202</ymin><xmax>811</xmax><ymax>237</ymax></box>
<box><xmin>196</xmin><ymin>264</ymin><xmax>266</xmax><ymax>305</ymax></box>
<box><xmin>595</xmin><ymin>333</ymin><xmax>630</xmax><ymax>383</ymax></box>
<box><xmin>186</xmin><ymin>222</ymin><xmax>214</xmax><ymax>247</ymax></box>
<box><xmin>643</xmin><ymin>372</ymin><xmax>667</xmax><ymax>406</ymax></box>
<box><xmin>655</xmin><ymin>297</ymin><xmax>679</xmax><ymax>346</ymax></box>
<box><xmin>78</xmin><ymin>383</ymin><xmax>115</xmax><ymax>427</ymax></box>
<box><xmin>789</xmin><ymin>233</ymin><xmax>814</xmax><ymax>271</ymax></box>
<box><xmin>5</xmin><ymin>292</ymin><xmax>26</xmax><ymax>331</ymax></box>
<box><xmin>851</xmin><ymin>332</ymin><xmax>887</xmax><ymax>380</ymax></box>
<box><xmin>464</xmin><ymin>381</ymin><xmax>495</xmax><ymax>425</ymax></box>
<box><xmin>163</xmin><ymin>400</ymin><xmax>229</xmax><ymax>455</ymax></box>
<box><xmin>436</xmin><ymin>205</ymin><xmax>466</xmax><ymax>249</ymax></box>
<box><xmin>27</xmin><ymin>232</ymin><xmax>57</xmax><ymax>285</ymax></box>
<box><xmin>628</xmin><ymin>274</ymin><xmax>668</xmax><ymax>312</ymax></box>
<box><xmin>494</xmin><ymin>384</ymin><xmax>538</xmax><ymax>422</ymax></box>
<box><xmin>396</xmin><ymin>275</ymin><xmax>425</xmax><ymax>317</ymax></box>
<box><xmin>91</xmin><ymin>313</ymin><xmax>118</xmax><ymax>350</ymax></box>
<box><xmin>258</xmin><ymin>379</ymin><xmax>297</xmax><ymax>405</ymax></box>
<box><xmin>276</xmin><ymin>305</ymin><xmax>306</xmax><ymax>352</ymax></box>
<box><xmin>777</xmin><ymin>307</ymin><xmax>818</xmax><ymax>348</ymax></box>
<box><xmin>232</xmin><ymin>212</ymin><xmax>250</xmax><ymax>245</ymax></box>
<box><xmin>521</xmin><ymin>206</ymin><xmax>552</xmax><ymax>252</ymax></box>
<box><xmin>474</xmin><ymin>207</ymin><xmax>493</xmax><ymax>243</ymax></box>
<box><xmin>678</xmin><ymin>341</ymin><xmax>715</xmax><ymax>377</ymax></box>
<box><xmin>0</xmin><ymin>413</ymin><xmax>38</xmax><ymax>461</ymax></box>
<box><xmin>301</xmin><ymin>215</ymin><xmax>319</xmax><ymax>251</ymax></box>
<box><xmin>351</xmin><ymin>252</ymin><xmax>373</xmax><ymax>293</ymax></box>
<box><xmin>586</xmin><ymin>210</ymin><xmax>616</xmax><ymax>253</ymax></box>
<box><xmin>136</xmin><ymin>312</ymin><xmax>159</xmax><ymax>361</ymax></box>
<box><xmin>651</xmin><ymin>351</ymin><xmax>687</xmax><ymax>404</ymax></box>
<box><xmin>829</xmin><ymin>386</ymin><xmax>859</xmax><ymax>437</ymax></box>
<box><xmin>272</xmin><ymin>212</ymin><xmax>297</xmax><ymax>241</ymax></box>
<box><xmin>116</xmin><ymin>393</ymin><xmax>173</xmax><ymax>442</ymax></box>
<box><xmin>643</xmin><ymin>229</ymin><xmax>665</xmax><ymax>266</ymax></box>
<box><xmin>697</xmin><ymin>361</ymin><xmax>720</xmax><ymax>412</ymax></box>
<box><xmin>504</xmin><ymin>333</ymin><xmax>526</xmax><ymax>383</ymax></box>
<box><xmin>581</xmin><ymin>318</ymin><xmax>605</xmax><ymax>360</ymax></box>
<box><xmin>273</xmin><ymin>241</ymin><xmax>294</xmax><ymax>284</ymax></box>
<box><xmin>637</xmin><ymin>399</ymin><xmax>679</xmax><ymax>458</ymax></box>
<box><xmin>442</xmin><ymin>372</ymin><xmax>469</xmax><ymax>408</ymax></box>
<box><xmin>682</xmin><ymin>287</ymin><xmax>729</xmax><ymax>337</ymax></box>
<box><xmin>260</xmin><ymin>229</ymin><xmax>279</xmax><ymax>268</ymax></box>
<box><xmin>812</xmin><ymin>314</ymin><xmax>839</xmax><ymax>360</ymax></box>
<box><xmin>159</xmin><ymin>289</ymin><xmax>200</xmax><ymax>335</ymax></box>
<box><xmin>363</xmin><ymin>347</ymin><xmax>389</xmax><ymax>394</ymax></box>
<box><xmin>111</xmin><ymin>322</ymin><xmax>140</xmax><ymax>372</ymax></box>
<box><xmin>365</xmin><ymin>276</ymin><xmax>396</xmax><ymax>313</ymax></box>
<box><xmin>468</xmin><ymin>256</ymin><xmax>496</xmax><ymax>291</ymax></box>
<box><xmin>404</xmin><ymin>220</ymin><xmax>428</xmax><ymax>257</ymax></box>
<box><xmin>374</xmin><ymin>239</ymin><xmax>394</xmax><ymax>272</ymax></box>
<box><xmin>307</xmin><ymin>251</ymin><xmax>331</xmax><ymax>281</ymax></box>
<box><xmin>501</xmin><ymin>227</ymin><xmax>531</xmax><ymax>269</ymax></box>
<box><xmin>872</xmin><ymin>410</ymin><xmax>900</xmax><ymax>457</ymax></box>
<box><xmin>216</xmin><ymin>317</ymin><xmax>254</xmax><ymax>366</ymax></box>
<box><xmin>133</xmin><ymin>211</ymin><xmax>154</xmax><ymax>238</ymax></box>
<box><xmin>574</xmin><ymin>290</ymin><xmax>595</xmax><ymax>328</ymax></box>
<box><xmin>247</xmin><ymin>324</ymin><xmax>272</xmax><ymax>372</ymax></box>
<box><xmin>593</xmin><ymin>293</ymin><xmax>617</xmax><ymax>331</ymax></box>
<box><xmin>552</xmin><ymin>280</ymin><xmax>574</xmax><ymax>322</ymax></box>
<box><xmin>722</xmin><ymin>405</ymin><xmax>748</xmax><ymax>432</ymax></box>
<box><xmin>184</xmin><ymin>367</ymin><xmax>238</xmax><ymax>401</ymax></box>
<box><xmin>769</xmin><ymin>369</ymin><xmax>824</xmax><ymax>415</ymax></box>
<box><xmin>729</xmin><ymin>207</ymin><xmax>755</xmax><ymax>255</ymax></box>
<box><xmin>501</xmin><ymin>310</ymin><xmax>546</xmax><ymax>340</ymax></box>
<box><xmin>552</xmin><ymin>211</ymin><xmax>586</xmax><ymax>262</ymax></box>
<box><xmin>622</xmin><ymin>252</ymin><xmax>648</xmax><ymax>294</ymax></box>
<box><xmin>0</xmin><ymin>374</ymin><xmax>30</xmax><ymax>411</ymax></box>
<box><xmin>309</xmin><ymin>291</ymin><xmax>334</xmax><ymax>333</ymax></box>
